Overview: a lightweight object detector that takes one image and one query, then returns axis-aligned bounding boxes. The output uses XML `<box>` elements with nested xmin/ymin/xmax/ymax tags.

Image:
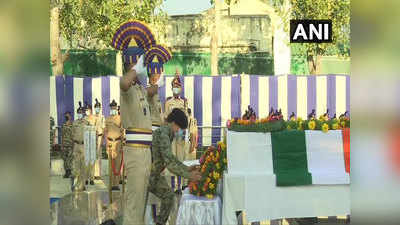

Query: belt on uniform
<box><xmin>98</xmin><ymin>133</ymin><xmax>103</xmax><ymax>136</ymax></box>
<box><xmin>152</xmin><ymin>123</ymin><xmax>161</xmax><ymax>131</ymax></box>
<box><xmin>107</xmin><ymin>136</ymin><xmax>122</xmax><ymax>142</ymax></box>
<box><xmin>73</xmin><ymin>140</ymin><xmax>84</xmax><ymax>145</ymax></box>
<box><xmin>125</xmin><ymin>128</ymin><xmax>152</xmax><ymax>148</ymax></box>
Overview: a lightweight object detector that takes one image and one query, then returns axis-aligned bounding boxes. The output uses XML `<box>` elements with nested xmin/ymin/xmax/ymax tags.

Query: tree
<box><xmin>50</xmin><ymin>0</ymin><xmax>167</xmax><ymax>76</ymax></box>
<box><xmin>290</xmin><ymin>0</ymin><xmax>350</xmax><ymax>74</ymax></box>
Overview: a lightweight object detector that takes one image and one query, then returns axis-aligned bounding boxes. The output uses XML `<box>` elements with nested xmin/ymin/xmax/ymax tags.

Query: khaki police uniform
<box><xmin>72</xmin><ymin>118</ymin><xmax>89</xmax><ymax>191</ymax></box>
<box><xmin>120</xmin><ymin>82</ymin><xmax>152</xmax><ymax>225</ymax></box>
<box><xmin>85</xmin><ymin>115</ymin><xmax>97</xmax><ymax>181</ymax></box>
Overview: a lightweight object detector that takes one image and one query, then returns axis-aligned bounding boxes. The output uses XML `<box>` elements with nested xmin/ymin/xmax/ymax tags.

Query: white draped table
<box><xmin>176</xmin><ymin>189</ymin><xmax>222</xmax><ymax>225</ymax></box>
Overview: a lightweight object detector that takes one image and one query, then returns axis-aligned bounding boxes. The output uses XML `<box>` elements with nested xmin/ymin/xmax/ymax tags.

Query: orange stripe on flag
<box><xmin>342</xmin><ymin>128</ymin><xmax>350</xmax><ymax>173</ymax></box>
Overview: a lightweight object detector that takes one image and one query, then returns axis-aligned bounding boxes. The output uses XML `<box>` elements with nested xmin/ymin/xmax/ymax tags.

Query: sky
<box><xmin>161</xmin><ymin>0</ymin><xmax>213</xmax><ymax>15</ymax></box>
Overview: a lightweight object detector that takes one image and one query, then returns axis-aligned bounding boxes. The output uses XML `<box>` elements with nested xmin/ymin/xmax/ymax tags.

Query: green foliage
<box><xmin>56</xmin><ymin>0</ymin><xmax>167</xmax><ymax>51</ymax></box>
<box><xmin>290</xmin><ymin>0</ymin><xmax>350</xmax><ymax>57</ymax></box>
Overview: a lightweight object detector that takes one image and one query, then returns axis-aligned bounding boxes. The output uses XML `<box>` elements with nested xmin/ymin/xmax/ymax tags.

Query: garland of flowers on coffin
<box><xmin>227</xmin><ymin>106</ymin><xmax>350</xmax><ymax>133</ymax></box>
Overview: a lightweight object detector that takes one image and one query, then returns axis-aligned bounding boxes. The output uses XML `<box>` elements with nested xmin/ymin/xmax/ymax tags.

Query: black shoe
<box><xmin>90</xmin><ymin>180</ymin><xmax>95</xmax><ymax>185</ymax></box>
<box><xmin>119</xmin><ymin>180</ymin><xmax>123</xmax><ymax>185</ymax></box>
<box><xmin>111</xmin><ymin>186</ymin><xmax>120</xmax><ymax>191</ymax></box>
<box><xmin>65</xmin><ymin>169</ymin><xmax>72</xmax><ymax>178</ymax></box>
<box><xmin>100</xmin><ymin>219</ymin><xmax>116</xmax><ymax>225</ymax></box>
<box><xmin>182</xmin><ymin>185</ymin><xmax>188</xmax><ymax>190</ymax></box>
<box><xmin>94</xmin><ymin>176</ymin><xmax>102</xmax><ymax>180</ymax></box>
<box><xmin>85</xmin><ymin>180</ymin><xmax>89</xmax><ymax>185</ymax></box>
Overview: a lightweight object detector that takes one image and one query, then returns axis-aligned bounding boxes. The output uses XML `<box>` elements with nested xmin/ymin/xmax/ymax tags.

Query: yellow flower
<box><xmin>223</xmin><ymin>158</ymin><xmax>227</xmax><ymax>163</ymax></box>
<box><xmin>206</xmin><ymin>194</ymin><xmax>214</xmax><ymax>199</ymax></box>
<box><xmin>322</xmin><ymin>123</ymin><xmax>329</xmax><ymax>133</ymax></box>
<box><xmin>287</xmin><ymin>124</ymin><xmax>292</xmax><ymax>130</ymax></box>
<box><xmin>206</xmin><ymin>177</ymin><xmax>211</xmax><ymax>183</ymax></box>
<box><xmin>297</xmin><ymin>117</ymin><xmax>303</xmax><ymax>122</ymax></box>
<box><xmin>332</xmin><ymin>123</ymin><xmax>339</xmax><ymax>130</ymax></box>
<box><xmin>220</xmin><ymin>142</ymin><xmax>226</xmax><ymax>150</ymax></box>
<box><xmin>213</xmin><ymin>171</ymin><xmax>220</xmax><ymax>180</ymax></box>
<box><xmin>341</xmin><ymin>121</ymin><xmax>346</xmax><ymax>128</ymax></box>
<box><xmin>209</xmin><ymin>183</ymin><xmax>215</xmax><ymax>189</ymax></box>
<box><xmin>216</xmin><ymin>163</ymin><xmax>221</xmax><ymax>169</ymax></box>
<box><xmin>308</xmin><ymin>121</ymin><xmax>316</xmax><ymax>130</ymax></box>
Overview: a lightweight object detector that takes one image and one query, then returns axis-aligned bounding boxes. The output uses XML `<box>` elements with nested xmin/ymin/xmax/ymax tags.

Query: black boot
<box><xmin>99</xmin><ymin>219</ymin><xmax>116</xmax><ymax>225</ymax></box>
<box><xmin>111</xmin><ymin>186</ymin><xmax>120</xmax><ymax>191</ymax></box>
<box><xmin>90</xmin><ymin>180</ymin><xmax>95</xmax><ymax>185</ymax></box>
<box><xmin>85</xmin><ymin>180</ymin><xmax>89</xmax><ymax>185</ymax></box>
<box><xmin>63</xmin><ymin>169</ymin><xmax>71</xmax><ymax>178</ymax></box>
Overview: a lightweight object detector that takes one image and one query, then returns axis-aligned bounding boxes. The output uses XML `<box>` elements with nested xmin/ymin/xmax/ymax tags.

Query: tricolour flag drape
<box><xmin>50</xmin><ymin>74</ymin><xmax>349</xmax><ymax>147</ymax></box>
<box><xmin>271</xmin><ymin>130</ymin><xmax>350</xmax><ymax>186</ymax></box>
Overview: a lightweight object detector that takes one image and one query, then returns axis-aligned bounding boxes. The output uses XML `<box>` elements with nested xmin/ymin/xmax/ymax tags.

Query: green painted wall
<box><xmin>56</xmin><ymin>49</ymin><xmax>349</xmax><ymax>76</ymax></box>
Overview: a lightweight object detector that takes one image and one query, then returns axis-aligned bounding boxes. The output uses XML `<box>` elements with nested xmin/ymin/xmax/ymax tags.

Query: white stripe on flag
<box><xmin>92</xmin><ymin>77</ymin><xmax>102</xmax><ymax>110</ymax></box>
<box><xmin>316</xmin><ymin>76</ymin><xmax>327</xmax><ymax>117</ymax></box>
<box><xmin>50</xmin><ymin>76</ymin><xmax>58</xmax><ymax>126</ymax></box>
<box><xmin>258</xmin><ymin>76</ymin><xmax>269</xmax><ymax>118</ymax></box>
<box><xmin>73</xmin><ymin>78</ymin><xmax>84</xmax><ymax>120</ymax></box>
<box><xmin>110</xmin><ymin>76</ymin><xmax>120</xmax><ymax>105</ymax></box>
<box><xmin>277</xmin><ymin>75</ymin><xmax>288</xmax><ymax>120</ymax></box>
<box><xmin>297</xmin><ymin>76</ymin><xmax>308</xmax><ymax>119</ymax></box>
<box><xmin>221</xmin><ymin>76</ymin><xmax>232</xmax><ymax>138</ymax></box>
<box><xmin>202</xmin><ymin>77</ymin><xmax>213</xmax><ymax>146</ymax></box>
<box><xmin>305</xmin><ymin>130</ymin><xmax>350</xmax><ymax>184</ymax></box>
<box><xmin>184</xmin><ymin>76</ymin><xmax>194</xmax><ymax>110</ymax></box>
<box><xmin>336</xmin><ymin>76</ymin><xmax>347</xmax><ymax>116</ymax></box>
<box><xmin>241</xmin><ymin>74</ymin><xmax>250</xmax><ymax>116</ymax></box>
<box><xmin>165</xmin><ymin>76</ymin><xmax>174</xmax><ymax>99</ymax></box>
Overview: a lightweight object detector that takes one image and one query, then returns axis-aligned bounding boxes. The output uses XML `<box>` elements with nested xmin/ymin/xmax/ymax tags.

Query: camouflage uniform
<box><xmin>61</xmin><ymin>122</ymin><xmax>74</xmax><ymax>175</ymax></box>
<box><xmin>72</xmin><ymin>117</ymin><xmax>89</xmax><ymax>191</ymax></box>
<box><xmin>149</xmin><ymin>125</ymin><xmax>191</xmax><ymax>225</ymax></box>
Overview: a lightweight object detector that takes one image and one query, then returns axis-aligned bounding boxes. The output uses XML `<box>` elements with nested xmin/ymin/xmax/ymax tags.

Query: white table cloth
<box><xmin>222</xmin><ymin>172</ymin><xmax>350</xmax><ymax>224</ymax></box>
<box><xmin>176</xmin><ymin>189</ymin><xmax>222</xmax><ymax>225</ymax></box>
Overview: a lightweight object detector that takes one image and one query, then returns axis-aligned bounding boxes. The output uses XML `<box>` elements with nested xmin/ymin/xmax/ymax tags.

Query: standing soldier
<box><xmin>72</xmin><ymin>102</ymin><xmax>89</xmax><ymax>192</ymax></box>
<box><xmin>84</xmin><ymin>102</ymin><xmax>97</xmax><ymax>185</ymax></box>
<box><xmin>149</xmin><ymin>108</ymin><xmax>202</xmax><ymax>225</ymax></box>
<box><xmin>61</xmin><ymin>112</ymin><xmax>74</xmax><ymax>178</ymax></box>
<box><xmin>186</xmin><ymin>108</ymin><xmax>198</xmax><ymax>160</ymax></box>
<box><xmin>93</xmin><ymin>99</ymin><xmax>105</xmax><ymax>180</ymax></box>
<box><xmin>164</xmin><ymin>73</ymin><xmax>189</xmax><ymax>193</ymax></box>
<box><xmin>164</xmin><ymin>74</ymin><xmax>188</xmax><ymax>161</ymax></box>
<box><xmin>111</xmin><ymin>20</ymin><xmax>157</xmax><ymax>225</ymax></box>
<box><xmin>104</xmin><ymin>100</ymin><xmax>124</xmax><ymax>190</ymax></box>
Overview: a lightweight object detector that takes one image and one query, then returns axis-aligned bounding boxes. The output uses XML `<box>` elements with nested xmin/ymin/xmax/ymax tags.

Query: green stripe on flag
<box><xmin>271</xmin><ymin>130</ymin><xmax>312</xmax><ymax>186</ymax></box>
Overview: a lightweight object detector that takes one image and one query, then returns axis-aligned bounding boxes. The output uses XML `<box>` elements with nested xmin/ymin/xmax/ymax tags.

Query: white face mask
<box><xmin>77</xmin><ymin>114</ymin><xmax>82</xmax><ymax>119</ymax></box>
<box><xmin>173</xmin><ymin>87</ymin><xmax>181</xmax><ymax>95</ymax></box>
<box><xmin>111</xmin><ymin>109</ymin><xmax>117</xmax><ymax>115</ymax></box>
<box><xmin>95</xmin><ymin>108</ymin><xmax>100</xmax><ymax>114</ymax></box>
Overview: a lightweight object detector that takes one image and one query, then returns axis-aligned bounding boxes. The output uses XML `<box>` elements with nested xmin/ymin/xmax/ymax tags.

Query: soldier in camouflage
<box><xmin>61</xmin><ymin>112</ymin><xmax>74</xmax><ymax>178</ymax></box>
<box><xmin>149</xmin><ymin>108</ymin><xmax>202</xmax><ymax>225</ymax></box>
